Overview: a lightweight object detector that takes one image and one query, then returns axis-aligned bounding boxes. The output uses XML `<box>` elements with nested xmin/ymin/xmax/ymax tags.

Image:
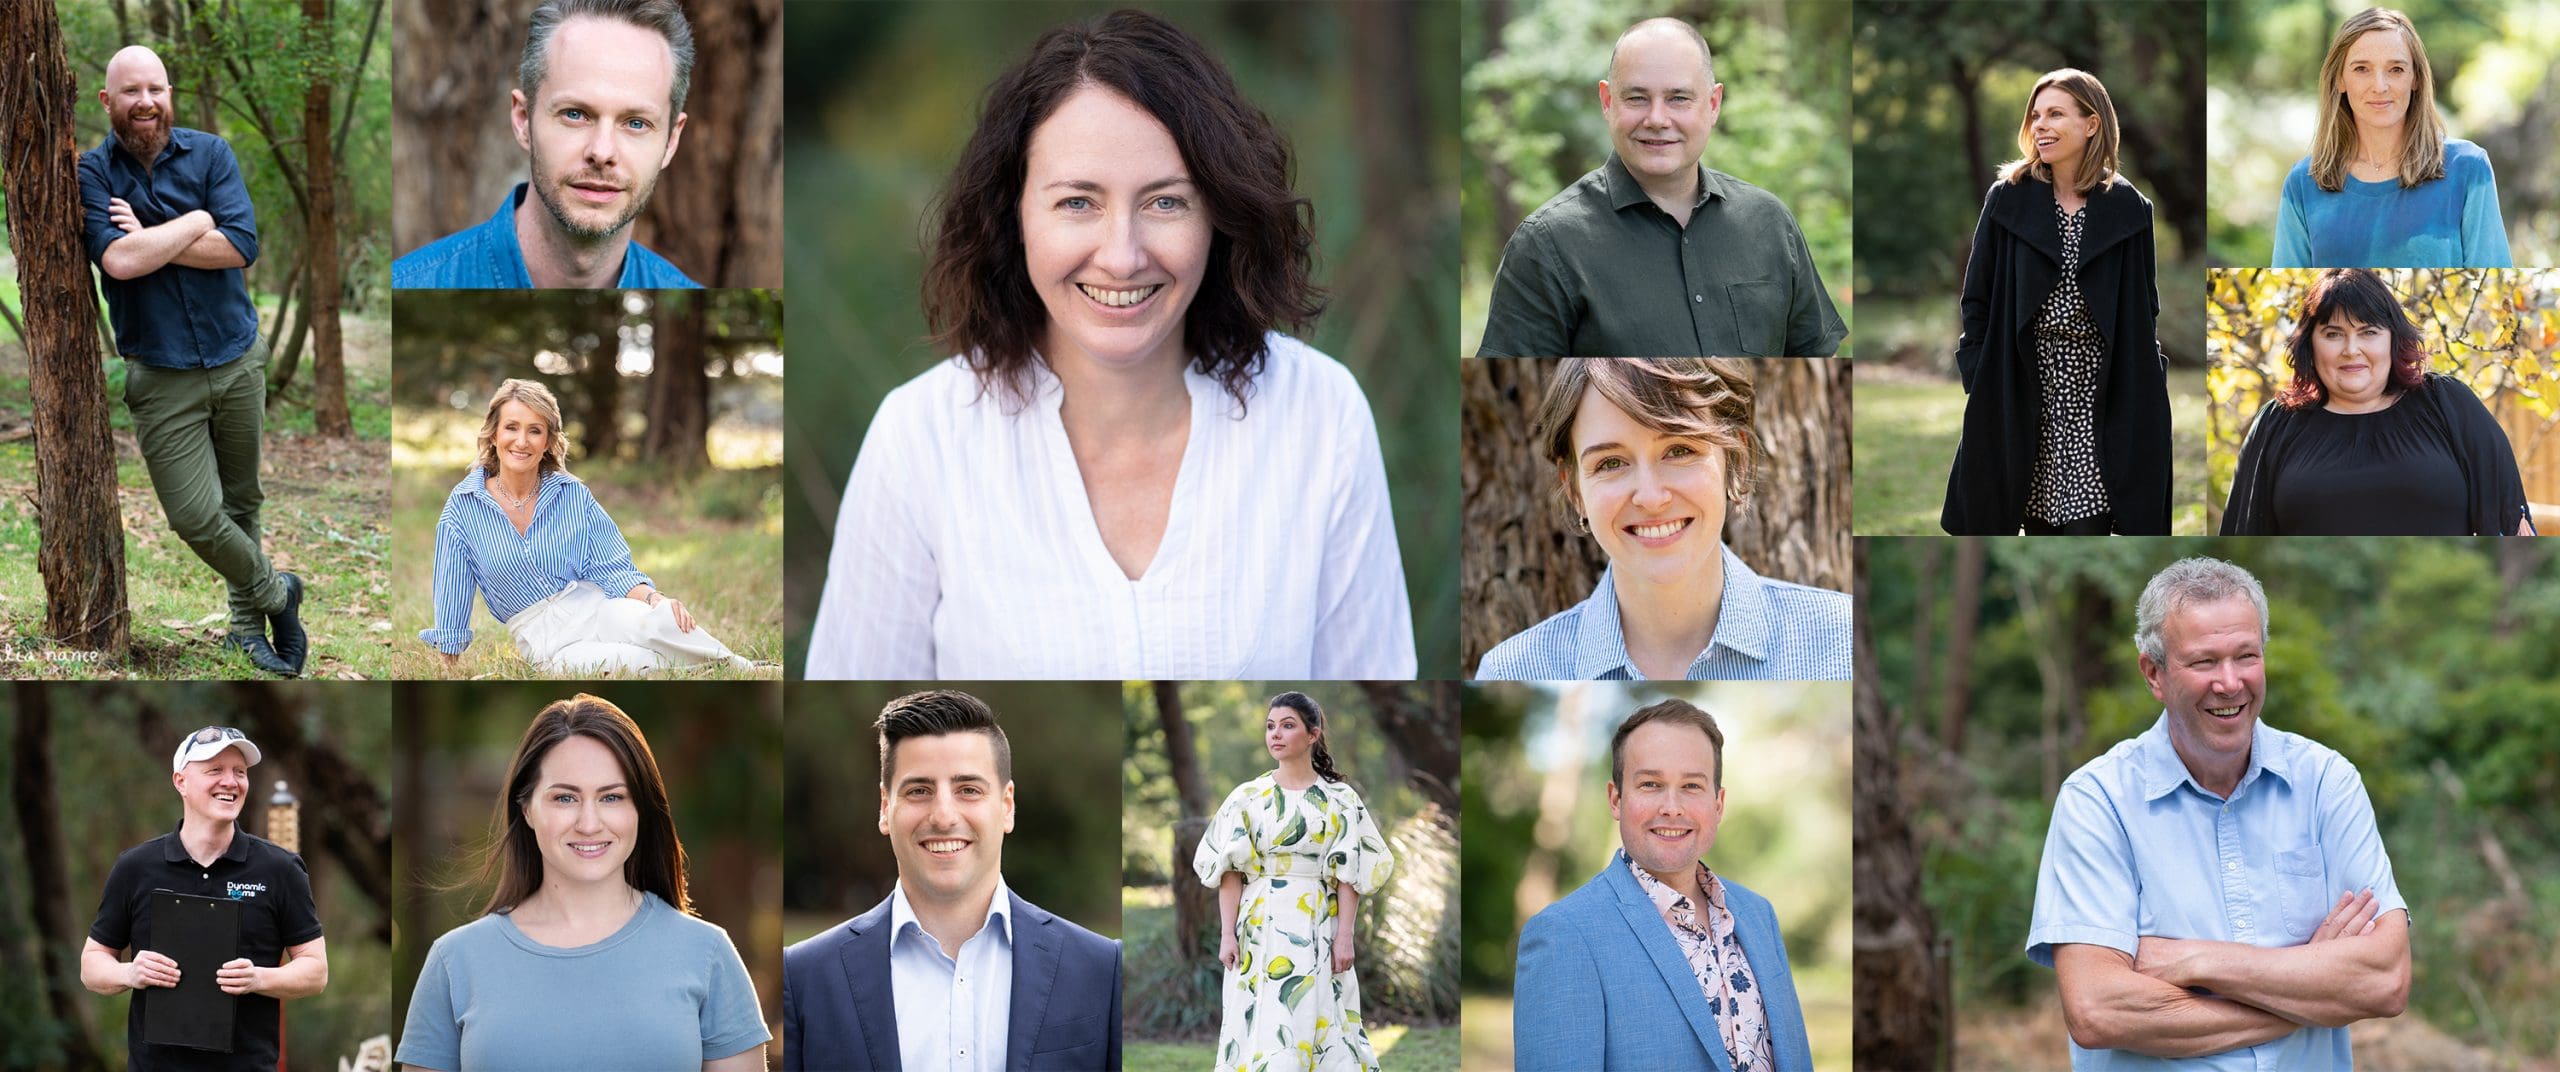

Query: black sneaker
<box><xmin>269</xmin><ymin>572</ymin><xmax>308</xmax><ymax>675</ymax></box>
<box><xmin>227</xmin><ymin>631</ymin><xmax>298</xmax><ymax>677</ymax></box>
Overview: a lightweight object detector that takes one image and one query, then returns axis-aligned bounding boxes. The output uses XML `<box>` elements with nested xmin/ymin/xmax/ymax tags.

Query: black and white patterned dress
<box><xmin>2025</xmin><ymin>199</ymin><xmax>2113</xmax><ymax>525</ymax></box>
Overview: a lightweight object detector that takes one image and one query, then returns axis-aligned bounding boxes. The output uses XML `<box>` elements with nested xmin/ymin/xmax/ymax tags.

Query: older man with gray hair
<box><xmin>2026</xmin><ymin>556</ymin><xmax>2409</xmax><ymax>1070</ymax></box>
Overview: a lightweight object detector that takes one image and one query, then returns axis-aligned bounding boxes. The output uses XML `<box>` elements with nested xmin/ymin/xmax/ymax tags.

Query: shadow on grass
<box><xmin>1854</xmin><ymin>367</ymin><xmax>2209</xmax><ymax>535</ymax></box>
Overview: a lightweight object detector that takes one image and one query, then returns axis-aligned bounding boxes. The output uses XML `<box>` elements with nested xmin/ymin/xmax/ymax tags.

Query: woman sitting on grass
<box><xmin>420</xmin><ymin>378</ymin><xmax>752</xmax><ymax>675</ymax></box>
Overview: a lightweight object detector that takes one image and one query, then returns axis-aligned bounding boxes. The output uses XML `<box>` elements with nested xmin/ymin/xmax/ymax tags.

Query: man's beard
<box><xmin>112</xmin><ymin>107</ymin><xmax>168</xmax><ymax>166</ymax></box>
<box><xmin>527</xmin><ymin>149</ymin><xmax>657</xmax><ymax>244</ymax></box>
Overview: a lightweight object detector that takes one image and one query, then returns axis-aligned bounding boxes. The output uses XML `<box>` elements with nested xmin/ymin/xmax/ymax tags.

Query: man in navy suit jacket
<box><xmin>1514</xmin><ymin>698</ymin><xmax>1813</xmax><ymax>1071</ymax></box>
<box><xmin>783</xmin><ymin>691</ymin><xmax>1121</xmax><ymax>1071</ymax></box>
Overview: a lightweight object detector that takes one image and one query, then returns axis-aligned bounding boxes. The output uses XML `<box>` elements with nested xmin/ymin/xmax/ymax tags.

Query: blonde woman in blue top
<box><xmin>2273</xmin><ymin>7</ymin><xmax>2510</xmax><ymax>268</ymax></box>
<box><xmin>422</xmin><ymin>378</ymin><xmax>751</xmax><ymax>675</ymax></box>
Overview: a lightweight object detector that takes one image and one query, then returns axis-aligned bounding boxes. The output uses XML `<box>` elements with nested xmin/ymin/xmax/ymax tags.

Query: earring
<box><xmin>1577</xmin><ymin>515</ymin><xmax>1591</xmax><ymax>534</ymax></box>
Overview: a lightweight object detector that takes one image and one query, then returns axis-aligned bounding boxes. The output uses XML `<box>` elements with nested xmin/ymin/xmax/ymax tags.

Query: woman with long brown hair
<box><xmin>396</xmin><ymin>695</ymin><xmax>767</xmax><ymax>1071</ymax></box>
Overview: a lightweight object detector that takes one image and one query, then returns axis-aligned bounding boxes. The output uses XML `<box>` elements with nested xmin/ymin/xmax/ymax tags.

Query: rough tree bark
<box><xmin>635</xmin><ymin>0</ymin><xmax>782</xmax><ymax>286</ymax></box>
<box><xmin>3</xmin><ymin>2</ymin><xmax>133</xmax><ymax>655</ymax></box>
<box><xmin>1460</xmin><ymin>358</ymin><xmax>1851</xmax><ymax>670</ymax></box>
<box><xmin>11</xmin><ymin>684</ymin><xmax>107</xmax><ymax>1068</ymax></box>
<box><xmin>389</xmin><ymin>0</ymin><xmax>521</xmax><ymax>251</ymax></box>
<box><xmin>1851</xmin><ymin>543</ymin><xmax>1950</xmax><ymax>1070</ymax></box>
<box><xmin>1939</xmin><ymin>536</ymin><xmax>1985</xmax><ymax>756</ymax></box>
<box><xmin>578</xmin><ymin>291</ymin><xmax>624</xmax><ymax>459</ymax></box>
<box><xmin>303</xmin><ymin>0</ymin><xmax>350</xmax><ymax>437</ymax></box>
<box><xmin>1155</xmin><ymin>681</ymin><xmax>1214</xmax><ymax>960</ymax></box>
<box><xmin>642</xmin><ymin>289</ymin><xmax>709</xmax><ymax>470</ymax></box>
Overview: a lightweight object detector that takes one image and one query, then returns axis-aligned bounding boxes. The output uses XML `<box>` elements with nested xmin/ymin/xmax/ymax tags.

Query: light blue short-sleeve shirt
<box><xmin>2027</xmin><ymin>714</ymin><xmax>2406</xmax><ymax>1071</ymax></box>
<box><xmin>396</xmin><ymin>892</ymin><xmax>769</xmax><ymax>1070</ymax></box>
<box><xmin>1474</xmin><ymin>543</ymin><xmax>1852</xmax><ymax>680</ymax></box>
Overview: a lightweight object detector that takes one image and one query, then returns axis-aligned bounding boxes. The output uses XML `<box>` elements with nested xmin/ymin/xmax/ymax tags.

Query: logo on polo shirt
<box><xmin>227</xmin><ymin>881</ymin><xmax>267</xmax><ymax>900</ymax></box>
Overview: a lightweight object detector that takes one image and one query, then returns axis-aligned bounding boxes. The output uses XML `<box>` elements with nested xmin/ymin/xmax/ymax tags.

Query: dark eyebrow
<box><xmin>546</xmin><ymin>781</ymin><xmax>627</xmax><ymax>793</ymax></box>
<box><xmin>1579</xmin><ymin>441</ymin><xmax>1627</xmax><ymax>460</ymax></box>
<box><xmin>896</xmin><ymin>773</ymin><xmax>992</xmax><ymax>791</ymax></box>
<box><xmin>1042</xmin><ymin>177</ymin><xmax>1193</xmax><ymax>196</ymax></box>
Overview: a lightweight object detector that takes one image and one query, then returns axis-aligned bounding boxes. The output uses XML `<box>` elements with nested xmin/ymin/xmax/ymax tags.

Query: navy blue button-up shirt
<box><xmin>391</xmin><ymin>182</ymin><xmax>702</xmax><ymax>289</ymax></box>
<box><xmin>77</xmin><ymin>128</ymin><xmax>262</xmax><ymax>370</ymax></box>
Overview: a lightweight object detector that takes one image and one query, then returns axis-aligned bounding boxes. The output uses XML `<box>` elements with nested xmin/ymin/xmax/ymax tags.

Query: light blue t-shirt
<box><xmin>396</xmin><ymin>892</ymin><xmax>769</xmax><ymax>1071</ymax></box>
<box><xmin>2274</xmin><ymin>138</ymin><xmax>2511</xmax><ymax>268</ymax></box>
<box><xmin>2027</xmin><ymin>714</ymin><xmax>2406</xmax><ymax>1072</ymax></box>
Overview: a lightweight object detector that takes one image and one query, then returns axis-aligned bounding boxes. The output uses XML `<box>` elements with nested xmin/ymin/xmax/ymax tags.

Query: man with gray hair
<box><xmin>393</xmin><ymin>0</ymin><xmax>701</xmax><ymax>287</ymax></box>
<box><xmin>2027</xmin><ymin>556</ymin><xmax>2409</xmax><ymax>1070</ymax></box>
<box><xmin>1477</xmin><ymin>16</ymin><xmax>1843</xmax><ymax>357</ymax></box>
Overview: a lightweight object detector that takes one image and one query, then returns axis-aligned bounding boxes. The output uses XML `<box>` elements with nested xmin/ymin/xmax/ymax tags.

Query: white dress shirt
<box><xmin>889</xmin><ymin>880</ymin><xmax>1014</xmax><ymax>1072</ymax></box>
<box><xmin>806</xmin><ymin>333</ymin><xmax>1416</xmax><ymax>679</ymax></box>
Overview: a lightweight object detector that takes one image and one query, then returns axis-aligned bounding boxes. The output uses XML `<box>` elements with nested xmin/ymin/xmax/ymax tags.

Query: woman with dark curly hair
<box><xmin>804</xmin><ymin>10</ymin><xmax>1413</xmax><ymax>679</ymax></box>
<box><xmin>2221</xmin><ymin>268</ymin><xmax>2531</xmax><ymax>534</ymax></box>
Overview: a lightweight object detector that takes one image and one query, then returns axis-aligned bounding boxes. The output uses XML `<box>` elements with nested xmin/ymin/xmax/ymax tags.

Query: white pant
<box><xmin>506</xmin><ymin>581</ymin><xmax>752</xmax><ymax>675</ymax></box>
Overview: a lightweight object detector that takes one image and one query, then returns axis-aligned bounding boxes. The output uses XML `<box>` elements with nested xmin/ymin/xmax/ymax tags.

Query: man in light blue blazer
<box><xmin>1515</xmin><ymin>698</ymin><xmax>1812</xmax><ymax>1071</ymax></box>
<box><xmin>782</xmin><ymin>691</ymin><xmax>1122</xmax><ymax>1071</ymax></box>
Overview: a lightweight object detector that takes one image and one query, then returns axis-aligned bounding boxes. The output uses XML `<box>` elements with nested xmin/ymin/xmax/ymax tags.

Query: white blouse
<box><xmin>804</xmin><ymin>333</ymin><xmax>1415</xmax><ymax>680</ymax></box>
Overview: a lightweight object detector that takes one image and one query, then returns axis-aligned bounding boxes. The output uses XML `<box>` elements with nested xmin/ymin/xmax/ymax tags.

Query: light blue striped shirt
<box><xmin>889</xmin><ymin>879</ymin><xmax>1013</xmax><ymax>1072</ymax></box>
<box><xmin>421</xmin><ymin>468</ymin><xmax>651</xmax><ymax>655</ymax></box>
<box><xmin>2028</xmin><ymin>714</ymin><xmax>2405</xmax><ymax>1072</ymax></box>
<box><xmin>1474</xmin><ymin>543</ymin><xmax>1851</xmax><ymax>680</ymax></box>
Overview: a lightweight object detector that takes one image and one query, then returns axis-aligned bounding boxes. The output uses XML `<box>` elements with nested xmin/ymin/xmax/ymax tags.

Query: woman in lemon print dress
<box><xmin>1195</xmin><ymin>691</ymin><xmax>1395</xmax><ymax>1071</ymax></box>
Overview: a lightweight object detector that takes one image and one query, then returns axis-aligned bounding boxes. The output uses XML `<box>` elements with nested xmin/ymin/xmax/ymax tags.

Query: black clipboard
<box><xmin>143</xmin><ymin>890</ymin><xmax>239</xmax><ymax>1052</ymax></box>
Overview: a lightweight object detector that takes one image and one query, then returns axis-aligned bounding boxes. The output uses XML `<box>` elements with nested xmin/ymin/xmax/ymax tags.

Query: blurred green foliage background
<box><xmin>783</xmin><ymin>681</ymin><xmax>1124</xmax><ymax>945</ymax></box>
<box><xmin>390</xmin><ymin>683</ymin><xmax>783</xmax><ymax>1064</ymax></box>
<box><xmin>2204</xmin><ymin>0</ymin><xmax>2560</xmax><ymax>267</ymax></box>
<box><xmin>1867</xmin><ymin>536</ymin><xmax>2560</xmax><ymax>1065</ymax></box>
<box><xmin>1458</xmin><ymin>682</ymin><xmax>1852</xmax><ymax>1071</ymax></box>
<box><xmin>1462</xmin><ymin>0</ymin><xmax>1853</xmax><ymax>356</ymax></box>
<box><xmin>779</xmin><ymin>1</ymin><xmax>1460</xmax><ymax>677</ymax></box>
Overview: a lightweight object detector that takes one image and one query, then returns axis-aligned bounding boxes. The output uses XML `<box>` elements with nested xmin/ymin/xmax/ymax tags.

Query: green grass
<box><xmin>388</xmin><ymin>405</ymin><xmax>783</xmax><ymax>680</ymax></box>
<box><xmin>0</xmin><ymin>314</ymin><xmax>396</xmax><ymax>679</ymax></box>
<box><xmin>1853</xmin><ymin>368</ymin><xmax>2209</xmax><ymax>535</ymax></box>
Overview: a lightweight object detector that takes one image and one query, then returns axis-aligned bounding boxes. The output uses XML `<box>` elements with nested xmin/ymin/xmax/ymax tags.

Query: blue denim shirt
<box><xmin>1474</xmin><ymin>543</ymin><xmax>1852</xmax><ymax>680</ymax></box>
<box><xmin>78</xmin><ymin>129</ymin><xmax>261</xmax><ymax>370</ymax></box>
<box><xmin>391</xmin><ymin>182</ymin><xmax>702</xmax><ymax>289</ymax></box>
<box><xmin>2027</xmin><ymin>715</ymin><xmax>2406</xmax><ymax>1072</ymax></box>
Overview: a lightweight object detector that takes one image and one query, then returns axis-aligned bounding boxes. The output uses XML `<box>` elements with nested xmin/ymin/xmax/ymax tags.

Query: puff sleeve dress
<box><xmin>1194</xmin><ymin>773</ymin><xmax>1395</xmax><ymax>1072</ymax></box>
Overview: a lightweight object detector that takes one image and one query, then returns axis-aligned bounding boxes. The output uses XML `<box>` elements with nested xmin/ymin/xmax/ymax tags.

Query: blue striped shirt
<box><xmin>421</xmin><ymin>468</ymin><xmax>651</xmax><ymax>655</ymax></box>
<box><xmin>1474</xmin><ymin>544</ymin><xmax>1851</xmax><ymax>680</ymax></box>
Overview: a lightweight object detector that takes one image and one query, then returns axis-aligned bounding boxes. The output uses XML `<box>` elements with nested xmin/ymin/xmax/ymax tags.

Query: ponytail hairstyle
<box><xmin>1266</xmin><ymin>691</ymin><xmax>1344</xmax><ymax>784</ymax></box>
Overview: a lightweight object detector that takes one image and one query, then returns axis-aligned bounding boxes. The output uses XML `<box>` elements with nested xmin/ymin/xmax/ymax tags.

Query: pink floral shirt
<box><xmin>1630</xmin><ymin>856</ymin><xmax>1773</xmax><ymax>1072</ymax></box>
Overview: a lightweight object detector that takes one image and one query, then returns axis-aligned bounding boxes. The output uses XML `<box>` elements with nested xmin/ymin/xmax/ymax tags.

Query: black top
<box><xmin>91</xmin><ymin>823</ymin><xmax>323</xmax><ymax>1071</ymax></box>
<box><xmin>2222</xmin><ymin>373</ymin><xmax>2530</xmax><ymax>536</ymax></box>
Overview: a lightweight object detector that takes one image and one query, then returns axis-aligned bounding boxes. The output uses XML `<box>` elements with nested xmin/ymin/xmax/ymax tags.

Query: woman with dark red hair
<box><xmin>2221</xmin><ymin>268</ymin><xmax>2530</xmax><ymax>534</ymax></box>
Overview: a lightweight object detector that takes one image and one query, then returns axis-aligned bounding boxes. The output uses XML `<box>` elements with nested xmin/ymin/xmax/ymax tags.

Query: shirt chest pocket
<box><xmin>1725</xmin><ymin>280</ymin><xmax>1786</xmax><ymax>356</ymax></box>
<box><xmin>2273</xmin><ymin>844</ymin><xmax>2329</xmax><ymax>942</ymax></box>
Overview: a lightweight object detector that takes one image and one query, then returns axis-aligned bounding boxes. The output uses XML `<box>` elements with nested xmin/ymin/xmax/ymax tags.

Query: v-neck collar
<box><xmin>1031</xmin><ymin>359</ymin><xmax>1211</xmax><ymax>589</ymax></box>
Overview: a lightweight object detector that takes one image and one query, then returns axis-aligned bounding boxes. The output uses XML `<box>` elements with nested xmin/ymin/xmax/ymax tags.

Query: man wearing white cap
<box><xmin>81</xmin><ymin>726</ymin><xmax>328</xmax><ymax>1070</ymax></box>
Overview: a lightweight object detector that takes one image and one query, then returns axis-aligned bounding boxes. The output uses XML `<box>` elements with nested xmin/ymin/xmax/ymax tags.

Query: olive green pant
<box><xmin>123</xmin><ymin>356</ymin><xmax>285</xmax><ymax>634</ymax></box>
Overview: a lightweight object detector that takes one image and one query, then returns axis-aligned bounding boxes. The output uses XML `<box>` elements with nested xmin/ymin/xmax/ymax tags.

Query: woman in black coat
<box><xmin>1942</xmin><ymin>68</ymin><xmax>2172</xmax><ymax>535</ymax></box>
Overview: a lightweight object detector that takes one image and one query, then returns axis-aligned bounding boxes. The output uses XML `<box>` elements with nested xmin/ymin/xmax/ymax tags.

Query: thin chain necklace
<box><xmin>494</xmin><ymin>474</ymin><xmax>538</xmax><ymax>512</ymax></box>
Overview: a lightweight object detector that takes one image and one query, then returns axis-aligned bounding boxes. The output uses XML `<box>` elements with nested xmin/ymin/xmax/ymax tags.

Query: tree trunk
<box><xmin>391</xmin><ymin>0</ymin><xmax>521</xmax><ymax>252</ymax></box>
<box><xmin>1357</xmin><ymin>681</ymin><xmax>1460</xmax><ymax>821</ymax></box>
<box><xmin>11</xmin><ymin>684</ymin><xmax>107</xmax><ymax>1069</ymax></box>
<box><xmin>633</xmin><ymin>0</ymin><xmax>783</xmax><ymax>285</ymax></box>
<box><xmin>642</xmin><ymin>290</ymin><xmax>709</xmax><ymax>470</ymax></box>
<box><xmin>1939</xmin><ymin>536</ymin><xmax>1985</xmax><ymax>756</ymax></box>
<box><xmin>1851</xmin><ymin>543</ymin><xmax>1950</xmax><ymax>1070</ymax></box>
<box><xmin>303</xmin><ymin>0</ymin><xmax>351</xmax><ymax>438</ymax></box>
<box><xmin>221</xmin><ymin>683</ymin><xmax>394</xmax><ymax>935</ymax></box>
<box><xmin>579</xmin><ymin>292</ymin><xmax>624</xmax><ymax>459</ymax></box>
<box><xmin>1461</xmin><ymin>358</ymin><xmax>1849</xmax><ymax>670</ymax></box>
<box><xmin>1155</xmin><ymin>681</ymin><xmax>1214</xmax><ymax>960</ymax></box>
<box><xmin>3</xmin><ymin>2</ymin><xmax>133</xmax><ymax>655</ymax></box>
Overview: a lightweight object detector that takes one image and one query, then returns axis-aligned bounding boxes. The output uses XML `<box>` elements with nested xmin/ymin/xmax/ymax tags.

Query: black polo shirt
<box><xmin>90</xmin><ymin>823</ymin><xmax>323</xmax><ymax>1071</ymax></box>
<box><xmin>1477</xmin><ymin>153</ymin><xmax>1847</xmax><ymax>357</ymax></box>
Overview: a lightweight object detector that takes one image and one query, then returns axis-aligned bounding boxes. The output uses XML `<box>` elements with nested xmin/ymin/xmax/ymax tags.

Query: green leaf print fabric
<box><xmin>1194</xmin><ymin>773</ymin><xmax>1395</xmax><ymax>1071</ymax></box>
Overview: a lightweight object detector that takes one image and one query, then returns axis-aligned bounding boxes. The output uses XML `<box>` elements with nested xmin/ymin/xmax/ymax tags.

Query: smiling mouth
<box><xmin>1647</xmin><ymin>825</ymin><xmax>1691</xmax><ymax>840</ymax></box>
<box><xmin>568</xmin><ymin>841</ymin><xmax>612</xmax><ymax>858</ymax></box>
<box><xmin>1627</xmin><ymin>518</ymin><xmax>1691</xmax><ymax>541</ymax></box>
<box><xmin>211</xmin><ymin>790</ymin><xmax>240</xmax><ymax>806</ymax></box>
<box><xmin>2204</xmin><ymin>704</ymin><xmax>2245</xmax><ymax>720</ymax></box>
<box><xmin>921</xmin><ymin>838</ymin><xmax>970</xmax><ymax>858</ymax></box>
<box><xmin>1077</xmin><ymin>283</ymin><xmax>1161</xmax><ymax>309</ymax></box>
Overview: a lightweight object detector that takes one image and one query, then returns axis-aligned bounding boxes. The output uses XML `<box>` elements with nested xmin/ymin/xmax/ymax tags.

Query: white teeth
<box><xmin>2205</xmin><ymin>705</ymin><xmax>2243</xmax><ymax>717</ymax></box>
<box><xmin>1631</xmin><ymin>520</ymin><xmax>1685</xmax><ymax>539</ymax></box>
<box><xmin>922</xmin><ymin>839</ymin><xmax>968</xmax><ymax>854</ymax></box>
<box><xmin>1078</xmin><ymin>283</ymin><xmax>1160</xmax><ymax>308</ymax></box>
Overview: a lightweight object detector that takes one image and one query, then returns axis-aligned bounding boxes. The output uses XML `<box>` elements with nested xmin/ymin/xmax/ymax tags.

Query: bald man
<box><xmin>1477</xmin><ymin>18</ymin><xmax>1844</xmax><ymax>358</ymax></box>
<box><xmin>78</xmin><ymin>46</ymin><xmax>307</xmax><ymax>677</ymax></box>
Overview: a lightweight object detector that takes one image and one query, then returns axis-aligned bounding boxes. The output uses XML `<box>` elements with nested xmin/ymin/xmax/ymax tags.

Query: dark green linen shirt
<box><xmin>1478</xmin><ymin>154</ymin><xmax>1845</xmax><ymax>357</ymax></box>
